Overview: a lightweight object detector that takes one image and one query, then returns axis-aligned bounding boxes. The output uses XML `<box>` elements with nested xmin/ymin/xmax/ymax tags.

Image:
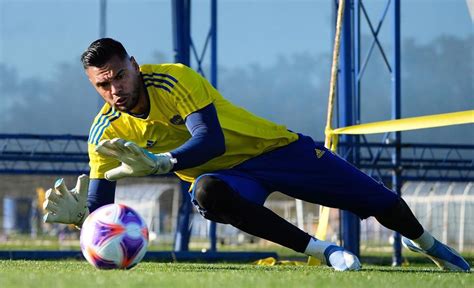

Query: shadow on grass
<box><xmin>362</xmin><ymin>255</ymin><xmax>473</xmax><ymax>265</ymax></box>
<box><xmin>361</xmin><ymin>266</ymin><xmax>471</xmax><ymax>274</ymax></box>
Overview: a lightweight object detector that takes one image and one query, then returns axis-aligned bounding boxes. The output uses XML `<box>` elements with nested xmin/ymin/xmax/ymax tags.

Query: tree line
<box><xmin>0</xmin><ymin>35</ymin><xmax>472</xmax><ymax>144</ymax></box>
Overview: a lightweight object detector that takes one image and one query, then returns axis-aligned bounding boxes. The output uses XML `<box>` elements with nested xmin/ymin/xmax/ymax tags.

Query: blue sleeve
<box><xmin>87</xmin><ymin>179</ymin><xmax>117</xmax><ymax>212</ymax></box>
<box><xmin>170</xmin><ymin>103</ymin><xmax>226</xmax><ymax>171</ymax></box>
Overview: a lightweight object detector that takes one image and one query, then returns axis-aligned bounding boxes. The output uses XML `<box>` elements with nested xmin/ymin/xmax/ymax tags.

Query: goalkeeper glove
<box><xmin>95</xmin><ymin>138</ymin><xmax>177</xmax><ymax>181</ymax></box>
<box><xmin>43</xmin><ymin>174</ymin><xmax>89</xmax><ymax>226</ymax></box>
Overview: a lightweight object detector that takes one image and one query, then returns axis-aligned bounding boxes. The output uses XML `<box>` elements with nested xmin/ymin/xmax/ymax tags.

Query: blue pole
<box><xmin>172</xmin><ymin>0</ymin><xmax>191</xmax><ymax>65</ymax></box>
<box><xmin>173</xmin><ymin>182</ymin><xmax>192</xmax><ymax>252</ymax></box>
<box><xmin>210</xmin><ymin>0</ymin><xmax>217</xmax><ymax>87</ymax></box>
<box><xmin>208</xmin><ymin>0</ymin><xmax>218</xmax><ymax>252</ymax></box>
<box><xmin>338</xmin><ymin>0</ymin><xmax>361</xmax><ymax>257</ymax></box>
<box><xmin>354</xmin><ymin>0</ymin><xmax>361</xmax><ymax>124</ymax></box>
<box><xmin>172</xmin><ymin>0</ymin><xmax>192</xmax><ymax>252</ymax></box>
<box><xmin>391</xmin><ymin>0</ymin><xmax>402</xmax><ymax>266</ymax></box>
<box><xmin>353</xmin><ymin>0</ymin><xmax>361</xmax><ymax>194</ymax></box>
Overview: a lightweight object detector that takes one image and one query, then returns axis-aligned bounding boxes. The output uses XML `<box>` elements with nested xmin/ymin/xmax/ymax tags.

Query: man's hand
<box><xmin>95</xmin><ymin>138</ymin><xmax>176</xmax><ymax>181</ymax></box>
<box><xmin>43</xmin><ymin>174</ymin><xmax>89</xmax><ymax>226</ymax></box>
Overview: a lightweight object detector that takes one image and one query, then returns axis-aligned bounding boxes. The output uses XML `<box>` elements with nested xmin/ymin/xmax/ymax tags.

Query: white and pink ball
<box><xmin>80</xmin><ymin>204</ymin><xmax>149</xmax><ymax>269</ymax></box>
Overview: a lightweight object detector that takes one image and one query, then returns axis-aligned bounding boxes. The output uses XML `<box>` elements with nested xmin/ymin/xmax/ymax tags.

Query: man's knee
<box><xmin>194</xmin><ymin>175</ymin><xmax>236</xmax><ymax>213</ymax></box>
<box><xmin>375</xmin><ymin>197</ymin><xmax>407</xmax><ymax>219</ymax></box>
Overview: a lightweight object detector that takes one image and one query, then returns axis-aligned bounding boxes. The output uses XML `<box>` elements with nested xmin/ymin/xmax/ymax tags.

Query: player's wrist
<box><xmin>161</xmin><ymin>152</ymin><xmax>178</xmax><ymax>167</ymax></box>
<box><xmin>151</xmin><ymin>152</ymin><xmax>177</xmax><ymax>174</ymax></box>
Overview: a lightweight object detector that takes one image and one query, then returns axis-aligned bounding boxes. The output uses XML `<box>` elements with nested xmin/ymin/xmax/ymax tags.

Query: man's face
<box><xmin>86</xmin><ymin>55</ymin><xmax>141</xmax><ymax>112</ymax></box>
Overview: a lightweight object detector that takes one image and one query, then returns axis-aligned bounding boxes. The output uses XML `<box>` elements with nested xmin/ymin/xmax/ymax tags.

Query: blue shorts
<box><xmin>191</xmin><ymin>134</ymin><xmax>399</xmax><ymax>219</ymax></box>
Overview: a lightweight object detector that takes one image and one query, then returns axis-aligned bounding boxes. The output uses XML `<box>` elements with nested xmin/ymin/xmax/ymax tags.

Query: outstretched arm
<box><xmin>95</xmin><ymin>103</ymin><xmax>226</xmax><ymax>181</ymax></box>
<box><xmin>84</xmin><ymin>104</ymin><xmax>224</xmax><ymax>215</ymax></box>
<box><xmin>170</xmin><ymin>103</ymin><xmax>226</xmax><ymax>170</ymax></box>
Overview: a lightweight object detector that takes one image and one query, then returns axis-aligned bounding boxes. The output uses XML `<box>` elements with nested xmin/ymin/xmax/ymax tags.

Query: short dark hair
<box><xmin>81</xmin><ymin>38</ymin><xmax>129</xmax><ymax>69</ymax></box>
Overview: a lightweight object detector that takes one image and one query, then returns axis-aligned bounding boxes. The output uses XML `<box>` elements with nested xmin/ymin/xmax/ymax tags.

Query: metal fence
<box><xmin>360</xmin><ymin>181</ymin><xmax>474</xmax><ymax>252</ymax></box>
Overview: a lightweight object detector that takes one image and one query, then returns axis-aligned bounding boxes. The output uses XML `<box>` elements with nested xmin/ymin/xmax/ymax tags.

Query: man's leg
<box><xmin>192</xmin><ymin>175</ymin><xmax>360</xmax><ymax>271</ymax></box>
<box><xmin>374</xmin><ymin>197</ymin><xmax>424</xmax><ymax>239</ymax></box>
<box><xmin>233</xmin><ymin>134</ymin><xmax>470</xmax><ymax>272</ymax></box>
<box><xmin>375</xmin><ymin>198</ymin><xmax>470</xmax><ymax>272</ymax></box>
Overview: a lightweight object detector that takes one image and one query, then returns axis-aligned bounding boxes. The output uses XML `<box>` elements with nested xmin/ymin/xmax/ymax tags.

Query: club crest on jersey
<box><xmin>170</xmin><ymin>115</ymin><xmax>185</xmax><ymax>125</ymax></box>
<box><xmin>146</xmin><ymin>140</ymin><xmax>156</xmax><ymax>148</ymax></box>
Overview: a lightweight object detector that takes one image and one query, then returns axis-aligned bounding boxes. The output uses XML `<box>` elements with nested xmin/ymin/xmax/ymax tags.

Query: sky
<box><xmin>0</xmin><ymin>0</ymin><xmax>472</xmax><ymax>80</ymax></box>
<box><xmin>0</xmin><ymin>0</ymin><xmax>472</xmax><ymax>141</ymax></box>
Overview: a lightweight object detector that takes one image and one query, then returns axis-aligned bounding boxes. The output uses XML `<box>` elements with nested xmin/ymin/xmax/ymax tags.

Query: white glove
<box><xmin>43</xmin><ymin>174</ymin><xmax>89</xmax><ymax>226</ymax></box>
<box><xmin>95</xmin><ymin>138</ymin><xmax>177</xmax><ymax>181</ymax></box>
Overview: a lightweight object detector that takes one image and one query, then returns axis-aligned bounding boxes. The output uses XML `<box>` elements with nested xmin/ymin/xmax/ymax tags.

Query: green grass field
<box><xmin>0</xmin><ymin>258</ymin><xmax>472</xmax><ymax>288</ymax></box>
<box><xmin>0</xmin><ymin>239</ymin><xmax>472</xmax><ymax>287</ymax></box>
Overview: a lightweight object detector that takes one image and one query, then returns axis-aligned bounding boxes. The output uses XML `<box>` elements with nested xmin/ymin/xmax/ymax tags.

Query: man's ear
<box><xmin>130</xmin><ymin>56</ymin><xmax>140</xmax><ymax>71</ymax></box>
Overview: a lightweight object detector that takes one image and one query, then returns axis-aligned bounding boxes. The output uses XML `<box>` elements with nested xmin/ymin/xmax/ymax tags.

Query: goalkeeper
<box><xmin>43</xmin><ymin>38</ymin><xmax>470</xmax><ymax>272</ymax></box>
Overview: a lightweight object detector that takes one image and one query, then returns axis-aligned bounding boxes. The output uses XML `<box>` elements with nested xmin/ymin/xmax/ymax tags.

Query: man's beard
<box><xmin>125</xmin><ymin>87</ymin><xmax>140</xmax><ymax>112</ymax></box>
<box><xmin>118</xmin><ymin>81</ymin><xmax>141</xmax><ymax>113</ymax></box>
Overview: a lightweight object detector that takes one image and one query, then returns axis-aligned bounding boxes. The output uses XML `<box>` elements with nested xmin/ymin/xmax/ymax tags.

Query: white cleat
<box><xmin>325</xmin><ymin>246</ymin><xmax>361</xmax><ymax>271</ymax></box>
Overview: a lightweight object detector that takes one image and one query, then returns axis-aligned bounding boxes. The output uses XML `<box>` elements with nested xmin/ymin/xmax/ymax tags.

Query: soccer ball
<box><xmin>80</xmin><ymin>204</ymin><xmax>149</xmax><ymax>269</ymax></box>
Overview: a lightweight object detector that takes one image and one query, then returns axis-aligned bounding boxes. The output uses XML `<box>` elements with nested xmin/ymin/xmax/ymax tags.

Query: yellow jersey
<box><xmin>88</xmin><ymin>63</ymin><xmax>298</xmax><ymax>183</ymax></box>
